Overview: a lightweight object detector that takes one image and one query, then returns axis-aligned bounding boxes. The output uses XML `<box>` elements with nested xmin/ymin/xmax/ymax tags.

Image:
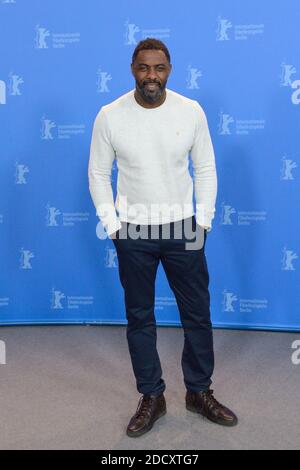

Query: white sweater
<box><xmin>88</xmin><ymin>87</ymin><xmax>217</xmax><ymax>236</ymax></box>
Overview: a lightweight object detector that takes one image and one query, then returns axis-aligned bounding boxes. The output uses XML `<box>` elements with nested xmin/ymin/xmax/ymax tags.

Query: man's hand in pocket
<box><xmin>110</xmin><ymin>230</ymin><xmax>119</xmax><ymax>240</ymax></box>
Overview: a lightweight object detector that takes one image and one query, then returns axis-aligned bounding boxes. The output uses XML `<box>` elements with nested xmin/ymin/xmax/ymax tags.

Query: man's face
<box><xmin>131</xmin><ymin>49</ymin><xmax>172</xmax><ymax>103</ymax></box>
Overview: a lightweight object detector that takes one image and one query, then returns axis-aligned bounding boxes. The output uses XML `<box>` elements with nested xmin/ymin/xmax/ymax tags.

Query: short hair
<box><xmin>131</xmin><ymin>37</ymin><xmax>171</xmax><ymax>65</ymax></box>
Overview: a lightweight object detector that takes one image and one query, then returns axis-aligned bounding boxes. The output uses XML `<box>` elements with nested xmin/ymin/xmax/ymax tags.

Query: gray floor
<box><xmin>0</xmin><ymin>325</ymin><xmax>299</xmax><ymax>450</ymax></box>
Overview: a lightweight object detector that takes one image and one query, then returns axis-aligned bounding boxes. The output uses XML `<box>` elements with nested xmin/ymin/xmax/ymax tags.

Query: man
<box><xmin>88</xmin><ymin>38</ymin><xmax>238</xmax><ymax>437</ymax></box>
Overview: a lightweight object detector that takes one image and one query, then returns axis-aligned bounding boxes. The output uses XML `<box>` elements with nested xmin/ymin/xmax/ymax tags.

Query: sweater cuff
<box><xmin>104</xmin><ymin>218</ymin><xmax>122</xmax><ymax>237</ymax></box>
<box><xmin>195</xmin><ymin>214</ymin><xmax>213</xmax><ymax>232</ymax></box>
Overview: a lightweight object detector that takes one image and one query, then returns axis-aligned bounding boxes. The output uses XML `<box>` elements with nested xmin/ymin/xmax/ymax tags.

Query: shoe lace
<box><xmin>135</xmin><ymin>395</ymin><xmax>153</xmax><ymax>419</ymax></box>
<box><xmin>203</xmin><ymin>390</ymin><xmax>222</xmax><ymax>411</ymax></box>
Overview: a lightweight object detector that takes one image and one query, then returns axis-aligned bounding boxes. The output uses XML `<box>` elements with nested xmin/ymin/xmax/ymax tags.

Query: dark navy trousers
<box><xmin>112</xmin><ymin>215</ymin><xmax>214</xmax><ymax>396</ymax></box>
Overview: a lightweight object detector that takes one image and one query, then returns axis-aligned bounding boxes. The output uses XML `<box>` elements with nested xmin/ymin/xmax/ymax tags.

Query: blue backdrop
<box><xmin>0</xmin><ymin>0</ymin><xmax>299</xmax><ymax>330</ymax></box>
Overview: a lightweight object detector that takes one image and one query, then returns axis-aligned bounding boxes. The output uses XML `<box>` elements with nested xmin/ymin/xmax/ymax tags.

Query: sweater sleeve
<box><xmin>190</xmin><ymin>102</ymin><xmax>218</xmax><ymax>232</ymax></box>
<box><xmin>88</xmin><ymin>108</ymin><xmax>122</xmax><ymax>237</ymax></box>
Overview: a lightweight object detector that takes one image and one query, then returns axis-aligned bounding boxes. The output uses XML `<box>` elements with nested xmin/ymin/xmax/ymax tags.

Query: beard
<box><xmin>135</xmin><ymin>79</ymin><xmax>167</xmax><ymax>104</ymax></box>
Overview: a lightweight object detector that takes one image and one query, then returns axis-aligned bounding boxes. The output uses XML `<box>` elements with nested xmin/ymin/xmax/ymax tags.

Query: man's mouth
<box><xmin>144</xmin><ymin>83</ymin><xmax>159</xmax><ymax>90</ymax></box>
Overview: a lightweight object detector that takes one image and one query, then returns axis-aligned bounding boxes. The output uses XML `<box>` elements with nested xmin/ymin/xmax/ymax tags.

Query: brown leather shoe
<box><xmin>126</xmin><ymin>393</ymin><xmax>167</xmax><ymax>438</ymax></box>
<box><xmin>186</xmin><ymin>389</ymin><xmax>238</xmax><ymax>427</ymax></box>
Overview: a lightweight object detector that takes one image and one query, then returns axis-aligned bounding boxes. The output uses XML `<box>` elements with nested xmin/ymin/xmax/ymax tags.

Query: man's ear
<box><xmin>167</xmin><ymin>63</ymin><xmax>172</xmax><ymax>76</ymax></box>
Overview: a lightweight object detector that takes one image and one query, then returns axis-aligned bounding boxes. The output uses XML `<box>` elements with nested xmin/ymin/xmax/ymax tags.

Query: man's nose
<box><xmin>145</xmin><ymin>69</ymin><xmax>159</xmax><ymax>81</ymax></box>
